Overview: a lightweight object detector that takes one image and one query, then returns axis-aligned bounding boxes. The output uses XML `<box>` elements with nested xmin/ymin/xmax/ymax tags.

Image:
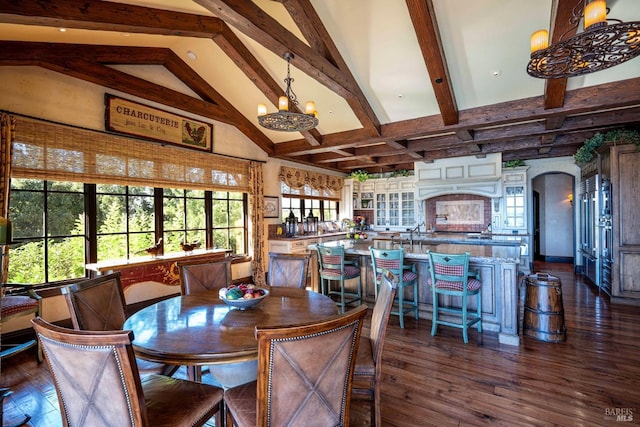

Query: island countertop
<box><xmin>308</xmin><ymin>238</ymin><xmax>521</xmax><ymax>346</ymax></box>
<box><xmin>309</xmin><ymin>238</ymin><xmax>521</xmax><ymax>264</ymax></box>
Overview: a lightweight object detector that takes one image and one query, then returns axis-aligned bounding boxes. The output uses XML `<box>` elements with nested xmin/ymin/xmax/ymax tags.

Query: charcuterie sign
<box><xmin>105</xmin><ymin>94</ymin><xmax>212</xmax><ymax>152</ymax></box>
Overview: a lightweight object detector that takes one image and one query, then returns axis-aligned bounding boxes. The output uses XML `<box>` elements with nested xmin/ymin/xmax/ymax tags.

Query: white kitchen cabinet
<box><xmin>501</xmin><ymin>167</ymin><xmax>528</xmax><ymax>231</ymax></box>
<box><xmin>373</xmin><ymin>178</ymin><xmax>416</xmax><ymax>230</ymax></box>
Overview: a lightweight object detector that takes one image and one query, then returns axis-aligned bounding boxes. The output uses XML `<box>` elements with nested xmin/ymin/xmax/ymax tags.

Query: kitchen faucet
<box><xmin>408</xmin><ymin>222</ymin><xmax>425</xmax><ymax>246</ymax></box>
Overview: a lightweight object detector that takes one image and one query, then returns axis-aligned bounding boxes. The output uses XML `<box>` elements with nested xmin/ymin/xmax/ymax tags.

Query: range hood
<box><xmin>414</xmin><ymin>153</ymin><xmax>503</xmax><ymax>200</ymax></box>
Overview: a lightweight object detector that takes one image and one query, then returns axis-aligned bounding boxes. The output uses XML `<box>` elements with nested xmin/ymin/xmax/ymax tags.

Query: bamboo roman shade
<box><xmin>11</xmin><ymin>117</ymin><xmax>249</xmax><ymax>192</ymax></box>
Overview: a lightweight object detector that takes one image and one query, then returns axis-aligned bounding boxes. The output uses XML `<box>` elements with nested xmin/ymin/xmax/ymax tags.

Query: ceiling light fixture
<box><xmin>527</xmin><ymin>0</ymin><xmax>640</xmax><ymax>79</ymax></box>
<box><xmin>257</xmin><ymin>52</ymin><xmax>318</xmax><ymax>132</ymax></box>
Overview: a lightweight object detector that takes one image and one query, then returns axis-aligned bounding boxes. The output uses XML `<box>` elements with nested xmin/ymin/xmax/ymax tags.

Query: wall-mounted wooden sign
<box><xmin>105</xmin><ymin>94</ymin><xmax>213</xmax><ymax>152</ymax></box>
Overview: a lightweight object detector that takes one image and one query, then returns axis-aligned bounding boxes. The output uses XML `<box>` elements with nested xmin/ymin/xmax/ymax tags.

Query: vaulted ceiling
<box><xmin>1</xmin><ymin>0</ymin><xmax>639</xmax><ymax>174</ymax></box>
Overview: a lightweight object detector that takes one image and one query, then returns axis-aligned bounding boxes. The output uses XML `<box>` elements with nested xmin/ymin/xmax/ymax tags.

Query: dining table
<box><xmin>123</xmin><ymin>286</ymin><xmax>340</xmax><ymax>384</ymax></box>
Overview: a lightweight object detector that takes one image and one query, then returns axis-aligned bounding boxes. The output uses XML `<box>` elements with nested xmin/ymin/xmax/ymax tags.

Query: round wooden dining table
<box><xmin>123</xmin><ymin>286</ymin><xmax>339</xmax><ymax>382</ymax></box>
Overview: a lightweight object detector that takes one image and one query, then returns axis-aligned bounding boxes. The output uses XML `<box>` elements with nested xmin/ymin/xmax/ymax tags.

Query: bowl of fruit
<box><xmin>218</xmin><ymin>284</ymin><xmax>269</xmax><ymax>310</ymax></box>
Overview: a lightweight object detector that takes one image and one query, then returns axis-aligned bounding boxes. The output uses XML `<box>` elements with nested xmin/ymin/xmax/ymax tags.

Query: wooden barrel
<box><xmin>523</xmin><ymin>273</ymin><xmax>566</xmax><ymax>343</ymax></box>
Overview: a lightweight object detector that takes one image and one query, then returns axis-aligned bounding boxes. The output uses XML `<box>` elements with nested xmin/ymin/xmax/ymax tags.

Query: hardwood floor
<box><xmin>2</xmin><ymin>262</ymin><xmax>640</xmax><ymax>426</ymax></box>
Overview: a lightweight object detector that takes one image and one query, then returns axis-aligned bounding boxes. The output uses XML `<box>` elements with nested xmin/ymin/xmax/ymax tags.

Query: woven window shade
<box><xmin>11</xmin><ymin>117</ymin><xmax>249</xmax><ymax>192</ymax></box>
<box><xmin>279</xmin><ymin>166</ymin><xmax>343</xmax><ymax>199</ymax></box>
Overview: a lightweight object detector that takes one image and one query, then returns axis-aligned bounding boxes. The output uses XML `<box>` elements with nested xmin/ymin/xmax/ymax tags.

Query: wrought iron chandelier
<box><xmin>257</xmin><ymin>52</ymin><xmax>318</xmax><ymax>132</ymax></box>
<box><xmin>527</xmin><ymin>0</ymin><xmax>640</xmax><ymax>79</ymax></box>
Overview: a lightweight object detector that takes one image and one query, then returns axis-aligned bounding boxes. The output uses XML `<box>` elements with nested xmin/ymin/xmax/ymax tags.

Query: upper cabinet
<box><xmin>501</xmin><ymin>167</ymin><xmax>528</xmax><ymax>230</ymax></box>
<box><xmin>373</xmin><ymin>178</ymin><xmax>416</xmax><ymax>230</ymax></box>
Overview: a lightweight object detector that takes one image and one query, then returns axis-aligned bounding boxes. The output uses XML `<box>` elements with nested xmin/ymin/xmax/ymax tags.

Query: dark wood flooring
<box><xmin>2</xmin><ymin>262</ymin><xmax>640</xmax><ymax>426</ymax></box>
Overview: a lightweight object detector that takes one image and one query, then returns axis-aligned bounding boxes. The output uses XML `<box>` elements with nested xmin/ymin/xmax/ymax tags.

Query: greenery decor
<box><xmin>503</xmin><ymin>159</ymin><xmax>525</xmax><ymax>168</ymax></box>
<box><xmin>390</xmin><ymin>169</ymin><xmax>412</xmax><ymax>177</ymax></box>
<box><xmin>348</xmin><ymin>170</ymin><xmax>370</xmax><ymax>182</ymax></box>
<box><xmin>574</xmin><ymin>129</ymin><xmax>640</xmax><ymax>166</ymax></box>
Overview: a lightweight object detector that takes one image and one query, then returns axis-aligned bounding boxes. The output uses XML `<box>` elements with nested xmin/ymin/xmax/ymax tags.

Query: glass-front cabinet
<box><xmin>344</xmin><ymin>176</ymin><xmax>416</xmax><ymax>230</ymax></box>
<box><xmin>501</xmin><ymin>168</ymin><xmax>528</xmax><ymax>231</ymax></box>
<box><xmin>374</xmin><ymin>178</ymin><xmax>415</xmax><ymax>230</ymax></box>
<box><xmin>504</xmin><ymin>186</ymin><xmax>525</xmax><ymax>228</ymax></box>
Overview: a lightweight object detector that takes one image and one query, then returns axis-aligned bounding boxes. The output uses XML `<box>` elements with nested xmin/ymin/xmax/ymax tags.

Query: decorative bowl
<box><xmin>218</xmin><ymin>285</ymin><xmax>269</xmax><ymax>310</ymax></box>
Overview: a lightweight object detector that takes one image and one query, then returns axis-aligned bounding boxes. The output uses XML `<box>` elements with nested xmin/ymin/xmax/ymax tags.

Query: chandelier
<box><xmin>527</xmin><ymin>0</ymin><xmax>640</xmax><ymax>79</ymax></box>
<box><xmin>257</xmin><ymin>52</ymin><xmax>318</xmax><ymax>132</ymax></box>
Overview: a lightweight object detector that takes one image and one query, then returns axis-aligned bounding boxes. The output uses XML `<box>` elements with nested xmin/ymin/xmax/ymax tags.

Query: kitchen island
<box><xmin>309</xmin><ymin>237</ymin><xmax>522</xmax><ymax>346</ymax></box>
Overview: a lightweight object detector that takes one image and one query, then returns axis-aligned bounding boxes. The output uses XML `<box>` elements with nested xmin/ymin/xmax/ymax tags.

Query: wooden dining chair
<box><xmin>267</xmin><ymin>252</ymin><xmax>310</xmax><ymax>288</ymax></box>
<box><xmin>428</xmin><ymin>251</ymin><xmax>482</xmax><ymax>343</ymax></box>
<box><xmin>177</xmin><ymin>259</ymin><xmax>232</xmax><ymax>294</ymax></box>
<box><xmin>369</xmin><ymin>247</ymin><xmax>419</xmax><ymax>328</ymax></box>
<box><xmin>352</xmin><ymin>269</ymin><xmax>398</xmax><ymax>427</ymax></box>
<box><xmin>62</xmin><ymin>272</ymin><xmax>178</xmax><ymax>377</ymax></box>
<box><xmin>316</xmin><ymin>244</ymin><xmax>362</xmax><ymax>313</ymax></box>
<box><xmin>224</xmin><ymin>304</ymin><xmax>368</xmax><ymax>427</ymax></box>
<box><xmin>32</xmin><ymin>317</ymin><xmax>224</xmax><ymax>427</ymax></box>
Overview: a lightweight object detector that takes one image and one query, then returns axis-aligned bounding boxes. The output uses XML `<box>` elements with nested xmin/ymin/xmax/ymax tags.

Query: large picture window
<box><xmin>8</xmin><ymin>179</ymin><xmax>248</xmax><ymax>284</ymax></box>
<box><xmin>8</xmin><ymin>179</ymin><xmax>86</xmax><ymax>283</ymax></box>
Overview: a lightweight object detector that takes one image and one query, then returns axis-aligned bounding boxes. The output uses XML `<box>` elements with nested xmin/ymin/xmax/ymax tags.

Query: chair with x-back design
<box><xmin>224</xmin><ymin>304</ymin><xmax>367</xmax><ymax>427</ymax></box>
<box><xmin>32</xmin><ymin>317</ymin><xmax>224</xmax><ymax>427</ymax></box>
<box><xmin>62</xmin><ymin>272</ymin><xmax>177</xmax><ymax>377</ymax></box>
<box><xmin>177</xmin><ymin>259</ymin><xmax>232</xmax><ymax>295</ymax></box>
<box><xmin>267</xmin><ymin>252</ymin><xmax>310</xmax><ymax>288</ymax></box>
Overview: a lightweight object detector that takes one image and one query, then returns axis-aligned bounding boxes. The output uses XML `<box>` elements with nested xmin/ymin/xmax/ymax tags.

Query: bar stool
<box><xmin>428</xmin><ymin>251</ymin><xmax>482</xmax><ymax>344</ymax></box>
<box><xmin>369</xmin><ymin>247</ymin><xmax>419</xmax><ymax>328</ymax></box>
<box><xmin>316</xmin><ymin>244</ymin><xmax>362</xmax><ymax>313</ymax></box>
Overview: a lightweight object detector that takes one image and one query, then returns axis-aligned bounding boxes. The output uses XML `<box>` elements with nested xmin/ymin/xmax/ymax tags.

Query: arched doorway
<box><xmin>531</xmin><ymin>173</ymin><xmax>575</xmax><ymax>264</ymax></box>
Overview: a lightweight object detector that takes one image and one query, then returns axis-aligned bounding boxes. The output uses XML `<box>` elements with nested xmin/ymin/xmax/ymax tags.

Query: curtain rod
<box><xmin>1</xmin><ymin>109</ymin><xmax>267</xmax><ymax>164</ymax></box>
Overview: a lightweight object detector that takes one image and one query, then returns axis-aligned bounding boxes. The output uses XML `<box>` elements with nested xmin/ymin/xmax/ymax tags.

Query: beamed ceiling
<box><xmin>0</xmin><ymin>0</ymin><xmax>639</xmax><ymax>174</ymax></box>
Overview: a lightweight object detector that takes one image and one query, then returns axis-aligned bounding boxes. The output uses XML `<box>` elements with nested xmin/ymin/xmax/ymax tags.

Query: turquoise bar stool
<box><xmin>428</xmin><ymin>251</ymin><xmax>482</xmax><ymax>343</ymax></box>
<box><xmin>369</xmin><ymin>247</ymin><xmax>419</xmax><ymax>328</ymax></box>
<box><xmin>316</xmin><ymin>244</ymin><xmax>362</xmax><ymax>313</ymax></box>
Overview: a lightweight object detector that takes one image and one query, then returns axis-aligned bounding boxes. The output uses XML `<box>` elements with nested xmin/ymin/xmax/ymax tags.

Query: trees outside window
<box><xmin>96</xmin><ymin>184</ymin><xmax>155</xmax><ymax>261</ymax></box>
<box><xmin>8</xmin><ymin>179</ymin><xmax>248</xmax><ymax>284</ymax></box>
<box><xmin>9</xmin><ymin>179</ymin><xmax>85</xmax><ymax>283</ymax></box>
<box><xmin>212</xmin><ymin>191</ymin><xmax>246</xmax><ymax>254</ymax></box>
<box><xmin>163</xmin><ymin>188</ymin><xmax>206</xmax><ymax>253</ymax></box>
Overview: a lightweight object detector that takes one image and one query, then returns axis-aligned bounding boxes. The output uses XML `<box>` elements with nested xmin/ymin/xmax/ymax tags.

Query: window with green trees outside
<box><xmin>8</xmin><ymin>178</ymin><xmax>247</xmax><ymax>285</ymax></box>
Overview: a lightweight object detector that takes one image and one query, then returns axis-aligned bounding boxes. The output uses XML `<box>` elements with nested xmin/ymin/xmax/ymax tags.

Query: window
<box><xmin>163</xmin><ymin>188</ymin><xmax>206</xmax><ymax>253</ymax></box>
<box><xmin>8</xmin><ymin>179</ymin><xmax>248</xmax><ymax>284</ymax></box>
<box><xmin>8</xmin><ymin>179</ymin><xmax>86</xmax><ymax>283</ymax></box>
<box><xmin>96</xmin><ymin>184</ymin><xmax>156</xmax><ymax>261</ymax></box>
<box><xmin>280</xmin><ymin>182</ymin><xmax>339</xmax><ymax>222</ymax></box>
<box><xmin>212</xmin><ymin>191</ymin><xmax>246</xmax><ymax>254</ymax></box>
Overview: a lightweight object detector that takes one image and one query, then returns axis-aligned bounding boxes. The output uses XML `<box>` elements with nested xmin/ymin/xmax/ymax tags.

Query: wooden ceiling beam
<box><xmin>0</xmin><ymin>2</ymin><xmax>319</xmax><ymax>147</ymax></box>
<box><xmin>0</xmin><ymin>0</ymin><xmax>224</xmax><ymax>37</ymax></box>
<box><xmin>212</xmin><ymin>24</ymin><xmax>321</xmax><ymax>146</ymax></box>
<box><xmin>0</xmin><ymin>41</ymin><xmax>276</xmax><ymax>155</ymax></box>
<box><xmin>275</xmin><ymin>0</ymin><xmax>379</xmax><ymax>141</ymax></box>
<box><xmin>278</xmin><ymin>0</ymin><xmax>346</xmax><ymax>70</ymax></box>
<box><xmin>195</xmin><ymin>0</ymin><xmax>381</xmax><ymax>136</ymax></box>
<box><xmin>406</xmin><ymin>0</ymin><xmax>459</xmax><ymax>125</ymax></box>
<box><xmin>455</xmin><ymin>129</ymin><xmax>475</xmax><ymax>141</ymax></box>
<box><xmin>543</xmin><ymin>0</ymin><xmax>580</xmax><ymax>110</ymax></box>
<box><xmin>275</xmin><ymin>77</ymin><xmax>640</xmax><ymax>156</ymax></box>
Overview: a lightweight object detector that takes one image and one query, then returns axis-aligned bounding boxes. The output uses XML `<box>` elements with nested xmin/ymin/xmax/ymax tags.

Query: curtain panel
<box><xmin>249</xmin><ymin>162</ymin><xmax>266</xmax><ymax>287</ymax></box>
<box><xmin>279</xmin><ymin>166</ymin><xmax>344</xmax><ymax>198</ymax></box>
<box><xmin>11</xmin><ymin>117</ymin><xmax>250</xmax><ymax>192</ymax></box>
<box><xmin>0</xmin><ymin>113</ymin><xmax>16</xmax><ymax>218</ymax></box>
